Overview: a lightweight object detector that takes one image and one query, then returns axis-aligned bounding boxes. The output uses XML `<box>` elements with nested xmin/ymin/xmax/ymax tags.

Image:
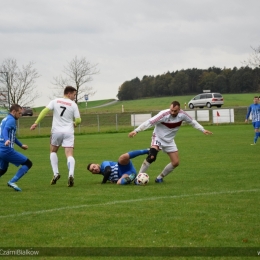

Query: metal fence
<box><xmin>16</xmin><ymin>107</ymin><xmax>248</xmax><ymax>137</ymax></box>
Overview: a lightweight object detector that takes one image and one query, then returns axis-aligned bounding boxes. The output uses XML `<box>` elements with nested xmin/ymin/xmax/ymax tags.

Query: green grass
<box><xmin>0</xmin><ymin>125</ymin><xmax>259</xmax><ymax>260</ymax></box>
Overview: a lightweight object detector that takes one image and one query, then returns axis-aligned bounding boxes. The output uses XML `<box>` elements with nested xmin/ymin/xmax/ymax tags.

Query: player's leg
<box><xmin>0</xmin><ymin>159</ymin><xmax>8</xmax><ymax>177</ymax></box>
<box><xmin>155</xmin><ymin>142</ymin><xmax>178</xmax><ymax>183</ymax></box>
<box><xmin>118</xmin><ymin>149</ymin><xmax>149</xmax><ymax>165</ymax></box>
<box><xmin>139</xmin><ymin>146</ymin><xmax>159</xmax><ymax>173</ymax></box>
<box><xmin>7</xmin><ymin>151</ymin><xmax>33</xmax><ymax>191</ymax></box>
<box><xmin>253</xmin><ymin>122</ymin><xmax>260</xmax><ymax>144</ymax></box>
<box><xmin>63</xmin><ymin>133</ymin><xmax>75</xmax><ymax>187</ymax></box>
<box><xmin>50</xmin><ymin>133</ymin><xmax>61</xmax><ymax>184</ymax></box>
<box><xmin>117</xmin><ymin>161</ymin><xmax>137</xmax><ymax>185</ymax></box>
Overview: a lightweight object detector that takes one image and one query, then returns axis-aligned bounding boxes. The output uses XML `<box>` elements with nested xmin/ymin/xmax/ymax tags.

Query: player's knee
<box><xmin>0</xmin><ymin>168</ymin><xmax>7</xmax><ymax>177</ymax></box>
<box><xmin>146</xmin><ymin>148</ymin><xmax>158</xmax><ymax>164</ymax></box>
<box><xmin>22</xmin><ymin>159</ymin><xmax>33</xmax><ymax>169</ymax></box>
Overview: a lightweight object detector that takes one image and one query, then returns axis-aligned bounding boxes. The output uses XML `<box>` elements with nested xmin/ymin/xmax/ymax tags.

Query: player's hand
<box><xmin>4</xmin><ymin>140</ymin><xmax>10</xmax><ymax>146</ymax></box>
<box><xmin>30</xmin><ymin>123</ymin><xmax>38</xmax><ymax>130</ymax></box>
<box><xmin>128</xmin><ymin>131</ymin><xmax>137</xmax><ymax>138</ymax></box>
<box><xmin>203</xmin><ymin>130</ymin><xmax>213</xmax><ymax>135</ymax></box>
<box><xmin>21</xmin><ymin>144</ymin><xmax>28</xmax><ymax>150</ymax></box>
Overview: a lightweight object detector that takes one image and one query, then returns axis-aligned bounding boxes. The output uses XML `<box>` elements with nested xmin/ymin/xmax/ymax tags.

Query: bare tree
<box><xmin>244</xmin><ymin>46</ymin><xmax>260</xmax><ymax>68</ymax></box>
<box><xmin>0</xmin><ymin>58</ymin><xmax>40</xmax><ymax>107</ymax></box>
<box><xmin>52</xmin><ymin>56</ymin><xmax>99</xmax><ymax>103</ymax></box>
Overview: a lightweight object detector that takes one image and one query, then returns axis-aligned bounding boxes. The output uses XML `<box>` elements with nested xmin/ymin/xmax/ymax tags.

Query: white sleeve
<box><xmin>134</xmin><ymin>120</ymin><xmax>153</xmax><ymax>132</ymax></box>
<box><xmin>189</xmin><ymin>119</ymin><xmax>205</xmax><ymax>132</ymax></box>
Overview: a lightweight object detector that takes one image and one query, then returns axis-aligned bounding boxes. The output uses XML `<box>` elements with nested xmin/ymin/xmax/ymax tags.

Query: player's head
<box><xmin>64</xmin><ymin>86</ymin><xmax>77</xmax><ymax>101</ymax></box>
<box><xmin>87</xmin><ymin>163</ymin><xmax>101</xmax><ymax>174</ymax></box>
<box><xmin>253</xmin><ymin>96</ymin><xmax>259</xmax><ymax>104</ymax></box>
<box><xmin>9</xmin><ymin>104</ymin><xmax>22</xmax><ymax>120</ymax></box>
<box><xmin>170</xmin><ymin>101</ymin><xmax>180</xmax><ymax>117</ymax></box>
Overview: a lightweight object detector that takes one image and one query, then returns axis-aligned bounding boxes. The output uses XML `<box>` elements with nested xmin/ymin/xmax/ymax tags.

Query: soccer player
<box><xmin>245</xmin><ymin>96</ymin><xmax>260</xmax><ymax>145</ymax></box>
<box><xmin>30</xmin><ymin>86</ymin><xmax>81</xmax><ymax>187</ymax></box>
<box><xmin>87</xmin><ymin>149</ymin><xmax>149</xmax><ymax>184</ymax></box>
<box><xmin>0</xmin><ymin>104</ymin><xmax>33</xmax><ymax>191</ymax></box>
<box><xmin>128</xmin><ymin>101</ymin><xmax>213</xmax><ymax>183</ymax></box>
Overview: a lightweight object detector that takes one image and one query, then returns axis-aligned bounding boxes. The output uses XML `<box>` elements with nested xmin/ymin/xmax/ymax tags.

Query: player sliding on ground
<box><xmin>87</xmin><ymin>149</ymin><xmax>149</xmax><ymax>185</ymax></box>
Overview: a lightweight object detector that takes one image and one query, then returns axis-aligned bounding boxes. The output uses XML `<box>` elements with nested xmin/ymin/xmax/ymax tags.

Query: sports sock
<box><xmin>254</xmin><ymin>133</ymin><xmax>258</xmax><ymax>144</ymax></box>
<box><xmin>120</xmin><ymin>177</ymin><xmax>131</xmax><ymax>185</ymax></box>
<box><xmin>139</xmin><ymin>159</ymin><xmax>150</xmax><ymax>173</ymax></box>
<box><xmin>128</xmin><ymin>149</ymin><xmax>149</xmax><ymax>159</ymax></box>
<box><xmin>157</xmin><ymin>163</ymin><xmax>174</xmax><ymax>179</ymax></box>
<box><xmin>50</xmin><ymin>152</ymin><xmax>59</xmax><ymax>175</ymax></box>
<box><xmin>9</xmin><ymin>165</ymin><xmax>29</xmax><ymax>183</ymax></box>
<box><xmin>67</xmin><ymin>156</ymin><xmax>75</xmax><ymax>177</ymax></box>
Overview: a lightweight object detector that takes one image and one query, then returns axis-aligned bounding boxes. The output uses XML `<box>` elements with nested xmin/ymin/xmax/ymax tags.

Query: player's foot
<box><xmin>250</xmin><ymin>143</ymin><xmax>256</xmax><ymax>145</ymax></box>
<box><xmin>128</xmin><ymin>173</ymin><xmax>137</xmax><ymax>182</ymax></box>
<box><xmin>68</xmin><ymin>176</ymin><xmax>74</xmax><ymax>187</ymax></box>
<box><xmin>155</xmin><ymin>178</ymin><xmax>163</xmax><ymax>183</ymax></box>
<box><xmin>50</xmin><ymin>174</ymin><xmax>60</xmax><ymax>185</ymax></box>
<box><xmin>7</xmin><ymin>181</ymin><xmax>22</xmax><ymax>191</ymax></box>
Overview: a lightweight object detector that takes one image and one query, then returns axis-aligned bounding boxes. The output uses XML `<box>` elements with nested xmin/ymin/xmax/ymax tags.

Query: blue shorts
<box><xmin>252</xmin><ymin>121</ymin><xmax>260</xmax><ymax>129</ymax></box>
<box><xmin>0</xmin><ymin>146</ymin><xmax>27</xmax><ymax>170</ymax></box>
<box><xmin>118</xmin><ymin>160</ymin><xmax>136</xmax><ymax>178</ymax></box>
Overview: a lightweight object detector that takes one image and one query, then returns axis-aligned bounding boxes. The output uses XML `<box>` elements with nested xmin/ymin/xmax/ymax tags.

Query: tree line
<box><xmin>117</xmin><ymin>66</ymin><xmax>260</xmax><ymax>101</ymax></box>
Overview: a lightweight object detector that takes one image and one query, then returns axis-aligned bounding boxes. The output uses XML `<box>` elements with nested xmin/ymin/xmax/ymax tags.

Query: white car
<box><xmin>188</xmin><ymin>93</ymin><xmax>224</xmax><ymax>109</ymax></box>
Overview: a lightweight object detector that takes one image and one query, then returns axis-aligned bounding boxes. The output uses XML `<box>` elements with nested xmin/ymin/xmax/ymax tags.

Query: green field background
<box><xmin>0</xmin><ymin>124</ymin><xmax>259</xmax><ymax>260</ymax></box>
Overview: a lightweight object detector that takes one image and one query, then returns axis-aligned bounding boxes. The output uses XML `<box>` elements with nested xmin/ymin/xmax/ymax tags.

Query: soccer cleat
<box><xmin>155</xmin><ymin>178</ymin><xmax>163</xmax><ymax>183</ymax></box>
<box><xmin>50</xmin><ymin>174</ymin><xmax>60</xmax><ymax>185</ymax></box>
<box><xmin>68</xmin><ymin>176</ymin><xmax>74</xmax><ymax>187</ymax></box>
<box><xmin>128</xmin><ymin>173</ymin><xmax>137</xmax><ymax>182</ymax></box>
<box><xmin>250</xmin><ymin>143</ymin><xmax>256</xmax><ymax>145</ymax></box>
<box><xmin>7</xmin><ymin>181</ymin><xmax>22</xmax><ymax>191</ymax></box>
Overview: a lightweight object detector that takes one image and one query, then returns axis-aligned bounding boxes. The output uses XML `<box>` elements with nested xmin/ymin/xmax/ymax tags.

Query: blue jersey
<box><xmin>100</xmin><ymin>160</ymin><xmax>136</xmax><ymax>182</ymax></box>
<box><xmin>0</xmin><ymin>114</ymin><xmax>18</xmax><ymax>148</ymax></box>
<box><xmin>246</xmin><ymin>104</ymin><xmax>260</xmax><ymax>122</ymax></box>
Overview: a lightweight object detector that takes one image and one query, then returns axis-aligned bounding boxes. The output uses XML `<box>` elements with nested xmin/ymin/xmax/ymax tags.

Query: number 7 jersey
<box><xmin>47</xmin><ymin>97</ymin><xmax>81</xmax><ymax>134</ymax></box>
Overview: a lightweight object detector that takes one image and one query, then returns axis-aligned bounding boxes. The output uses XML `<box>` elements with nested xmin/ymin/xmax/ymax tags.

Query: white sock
<box><xmin>50</xmin><ymin>152</ymin><xmax>59</xmax><ymax>175</ymax></box>
<box><xmin>139</xmin><ymin>159</ymin><xmax>150</xmax><ymax>173</ymax></box>
<box><xmin>67</xmin><ymin>156</ymin><xmax>75</xmax><ymax>177</ymax></box>
<box><xmin>157</xmin><ymin>163</ymin><xmax>174</xmax><ymax>179</ymax></box>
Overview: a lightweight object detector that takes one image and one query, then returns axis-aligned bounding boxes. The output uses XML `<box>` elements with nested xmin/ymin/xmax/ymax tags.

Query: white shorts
<box><xmin>151</xmin><ymin>134</ymin><xmax>178</xmax><ymax>153</ymax></box>
<box><xmin>51</xmin><ymin>132</ymin><xmax>74</xmax><ymax>148</ymax></box>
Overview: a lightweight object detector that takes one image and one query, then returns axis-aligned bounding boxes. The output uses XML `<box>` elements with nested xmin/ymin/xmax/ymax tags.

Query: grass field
<box><xmin>31</xmin><ymin>93</ymin><xmax>259</xmax><ymax>115</ymax></box>
<box><xmin>0</xmin><ymin>124</ymin><xmax>259</xmax><ymax>260</ymax></box>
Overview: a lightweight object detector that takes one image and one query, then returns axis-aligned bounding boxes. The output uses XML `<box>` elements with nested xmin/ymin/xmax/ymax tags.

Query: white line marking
<box><xmin>1</xmin><ymin>189</ymin><xmax>259</xmax><ymax>219</ymax></box>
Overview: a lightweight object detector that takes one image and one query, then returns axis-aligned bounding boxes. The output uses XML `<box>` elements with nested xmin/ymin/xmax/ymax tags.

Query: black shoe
<box><xmin>68</xmin><ymin>176</ymin><xmax>74</xmax><ymax>187</ymax></box>
<box><xmin>50</xmin><ymin>174</ymin><xmax>60</xmax><ymax>185</ymax></box>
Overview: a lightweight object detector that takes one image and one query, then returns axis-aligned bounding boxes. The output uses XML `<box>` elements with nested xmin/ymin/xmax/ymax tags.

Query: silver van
<box><xmin>188</xmin><ymin>93</ymin><xmax>224</xmax><ymax>109</ymax></box>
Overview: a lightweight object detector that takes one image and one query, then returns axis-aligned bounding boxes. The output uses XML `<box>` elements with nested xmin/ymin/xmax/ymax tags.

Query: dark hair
<box><xmin>9</xmin><ymin>104</ymin><xmax>22</xmax><ymax>112</ymax></box>
<box><xmin>87</xmin><ymin>163</ymin><xmax>93</xmax><ymax>171</ymax></box>
<box><xmin>171</xmin><ymin>101</ymin><xmax>180</xmax><ymax>107</ymax></box>
<box><xmin>64</xmin><ymin>86</ymin><xmax>77</xmax><ymax>95</ymax></box>
<box><xmin>254</xmin><ymin>96</ymin><xmax>259</xmax><ymax>99</ymax></box>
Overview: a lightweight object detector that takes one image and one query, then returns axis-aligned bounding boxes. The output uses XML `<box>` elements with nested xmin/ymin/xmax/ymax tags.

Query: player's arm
<box><xmin>30</xmin><ymin>107</ymin><xmax>50</xmax><ymax>130</ymax></box>
<box><xmin>245</xmin><ymin>106</ymin><xmax>252</xmax><ymax>122</ymax></box>
<box><xmin>128</xmin><ymin>120</ymin><xmax>153</xmax><ymax>137</ymax></box>
<box><xmin>101</xmin><ymin>166</ymin><xmax>112</xmax><ymax>184</ymax></box>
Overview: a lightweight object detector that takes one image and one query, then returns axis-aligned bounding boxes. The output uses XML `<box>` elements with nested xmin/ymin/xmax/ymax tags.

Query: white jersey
<box><xmin>134</xmin><ymin>109</ymin><xmax>205</xmax><ymax>143</ymax></box>
<box><xmin>47</xmin><ymin>97</ymin><xmax>80</xmax><ymax>134</ymax></box>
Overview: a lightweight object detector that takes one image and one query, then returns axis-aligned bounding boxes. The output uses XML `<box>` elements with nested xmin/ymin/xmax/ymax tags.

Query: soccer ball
<box><xmin>134</xmin><ymin>172</ymin><xmax>149</xmax><ymax>185</ymax></box>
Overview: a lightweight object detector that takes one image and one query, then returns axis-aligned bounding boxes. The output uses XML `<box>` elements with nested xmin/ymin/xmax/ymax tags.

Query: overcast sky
<box><xmin>0</xmin><ymin>0</ymin><xmax>259</xmax><ymax>106</ymax></box>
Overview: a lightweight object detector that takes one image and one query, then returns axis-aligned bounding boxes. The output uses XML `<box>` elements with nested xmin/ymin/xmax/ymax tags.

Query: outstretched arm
<box><xmin>30</xmin><ymin>107</ymin><xmax>50</xmax><ymax>130</ymax></box>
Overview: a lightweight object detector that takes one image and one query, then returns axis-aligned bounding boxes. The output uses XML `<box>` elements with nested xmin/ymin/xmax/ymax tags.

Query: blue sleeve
<box><xmin>15</xmin><ymin>138</ymin><xmax>22</xmax><ymax>147</ymax></box>
<box><xmin>246</xmin><ymin>105</ymin><xmax>252</xmax><ymax>119</ymax></box>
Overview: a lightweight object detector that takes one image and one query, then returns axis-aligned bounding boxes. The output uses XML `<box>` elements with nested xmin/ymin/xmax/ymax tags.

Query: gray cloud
<box><xmin>0</xmin><ymin>0</ymin><xmax>259</xmax><ymax>106</ymax></box>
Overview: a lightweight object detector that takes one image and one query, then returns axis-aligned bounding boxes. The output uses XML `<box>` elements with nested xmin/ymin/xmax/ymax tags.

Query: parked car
<box><xmin>22</xmin><ymin>107</ymin><xmax>33</xmax><ymax>116</ymax></box>
<box><xmin>188</xmin><ymin>93</ymin><xmax>224</xmax><ymax>109</ymax></box>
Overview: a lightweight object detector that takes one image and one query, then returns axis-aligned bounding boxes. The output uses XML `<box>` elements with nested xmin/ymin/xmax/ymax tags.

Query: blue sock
<box><xmin>120</xmin><ymin>178</ymin><xmax>129</xmax><ymax>185</ymax></box>
<box><xmin>254</xmin><ymin>133</ymin><xmax>258</xmax><ymax>144</ymax></box>
<box><xmin>128</xmin><ymin>149</ymin><xmax>149</xmax><ymax>159</ymax></box>
<box><xmin>9</xmin><ymin>165</ymin><xmax>29</xmax><ymax>183</ymax></box>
